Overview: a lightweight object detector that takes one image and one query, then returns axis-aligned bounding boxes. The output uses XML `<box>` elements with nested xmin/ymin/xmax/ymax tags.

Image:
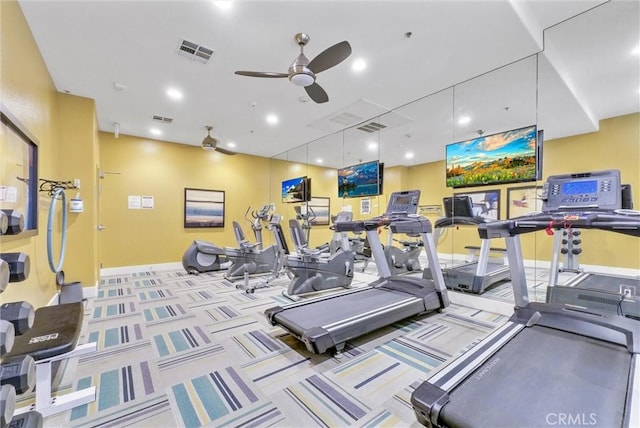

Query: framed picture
<box><xmin>1</xmin><ymin>107</ymin><xmax>39</xmax><ymax>237</ymax></box>
<box><xmin>507</xmin><ymin>185</ymin><xmax>543</xmax><ymax>219</ymax></box>
<box><xmin>306</xmin><ymin>197</ymin><xmax>330</xmax><ymax>226</ymax></box>
<box><xmin>454</xmin><ymin>189</ymin><xmax>501</xmax><ymax>221</ymax></box>
<box><xmin>184</xmin><ymin>188</ymin><xmax>225</xmax><ymax>228</ymax></box>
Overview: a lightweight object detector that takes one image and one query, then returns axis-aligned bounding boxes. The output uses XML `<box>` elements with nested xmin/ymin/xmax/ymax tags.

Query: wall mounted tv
<box><xmin>446</xmin><ymin>125</ymin><xmax>543</xmax><ymax>188</ymax></box>
<box><xmin>281</xmin><ymin>176</ymin><xmax>311</xmax><ymax>203</ymax></box>
<box><xmin>338</xmin><ymin>160</ymin><xmax>382</xmax><ymax>198</ymax></box>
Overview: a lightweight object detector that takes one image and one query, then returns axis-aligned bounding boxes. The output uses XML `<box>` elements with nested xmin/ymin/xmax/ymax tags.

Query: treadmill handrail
<box><xmin>434</xmin><ymin>216</ymin><xmax>488</xmax><ymax>228</ymax></box>
<box><xmin>513</xmin><ymin>302</ymin><xmax>639</xmax><ymax>353</ymax></box>
<box><xmin>479</xmin><ymin>211</ymin><xmax>640</xmax><ymax>239</ymax></box>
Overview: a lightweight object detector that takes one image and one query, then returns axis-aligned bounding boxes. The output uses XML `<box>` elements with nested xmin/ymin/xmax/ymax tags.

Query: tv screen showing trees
<box><xmin>446</xmin><ymin>125</ymin><xmax>540</xmax><ymax>188</ymax></box>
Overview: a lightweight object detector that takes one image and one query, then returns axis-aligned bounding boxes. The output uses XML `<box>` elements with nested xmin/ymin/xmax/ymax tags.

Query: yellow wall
<box><xmin>407</xmin><ymin>113</ymin><xmax>640</xmax><ymax>269</ymax></box>
<box><xmin>2</xmin><ymin>0</ymin><xmax>637</xmax><ymax>309</ymax></box>
<box><xmin>98</xmin><ymin>133</ymin><xmax>271</xmax><ymax>267</ymax></box>
<box><xmin>1</xmin><ymin>1</ymin><xmax>100</xmax><ymax>307</ymax></box>
<box><xmin>56</xmin><ymin>94</ymin><xmax>100</xmax><ymax>287</ymax></box>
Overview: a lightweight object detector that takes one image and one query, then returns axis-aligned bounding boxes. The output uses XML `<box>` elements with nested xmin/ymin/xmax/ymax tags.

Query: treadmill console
<box><xmin>385</xmin><ymin>190</ymin><xmax>421</xmax><ymax>216</ymax></box>
<box><xmin>542</xmin><ymin>169</ymin><xmax>621</xmax><ymax>212</ymax></box>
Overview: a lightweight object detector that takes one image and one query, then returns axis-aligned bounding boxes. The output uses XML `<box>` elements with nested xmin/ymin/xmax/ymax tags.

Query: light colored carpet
<box><xmin>35</xmin><ymin>263</ymin><xmax>535</xmax><ymax>427</ymax></box>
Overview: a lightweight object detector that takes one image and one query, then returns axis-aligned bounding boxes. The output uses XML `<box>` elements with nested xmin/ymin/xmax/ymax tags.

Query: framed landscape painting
<box><xmin>184</xmin><ymin>188</ymin><xmax>225</xmax><ymax>228</ymax></box>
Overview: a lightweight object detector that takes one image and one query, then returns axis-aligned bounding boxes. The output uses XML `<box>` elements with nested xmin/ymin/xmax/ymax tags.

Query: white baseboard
<box><xmin>100</xmin><ymin>262</ymin><xmax>183</xmax><ymax>277</ymax></box>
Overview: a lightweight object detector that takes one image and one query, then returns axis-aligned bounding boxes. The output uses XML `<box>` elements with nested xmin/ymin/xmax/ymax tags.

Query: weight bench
<box><xmin>3</xmin><ymin>302</ymin><xmax>96</xmax><ymax>417</ymax></box>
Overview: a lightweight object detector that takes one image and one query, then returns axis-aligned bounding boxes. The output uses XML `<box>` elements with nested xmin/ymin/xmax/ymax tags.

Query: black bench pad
<box><xmin>4</xmin><ymin>303</ymin><xmax>83</xmax><ymax>361</ymax></box>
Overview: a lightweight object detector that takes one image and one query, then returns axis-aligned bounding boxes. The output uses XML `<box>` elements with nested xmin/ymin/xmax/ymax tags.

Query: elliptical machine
<box><xmin>182</xmin><ymin>241</ymin><xmax>229</xmax><ymax>274</ymax></box>
<box><xmin>225</xmin><ymin>203</ymin><xmax>281</xmax><ymax>279</ymax></box>
<box><xmin>284</xmin><ymin>211</ymin><xmax>355</xmax><ymax>298</ymax></box>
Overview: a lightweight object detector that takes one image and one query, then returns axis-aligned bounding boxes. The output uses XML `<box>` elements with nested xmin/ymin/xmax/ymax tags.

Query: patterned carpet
<box><xmin>32</xmin><ymin>260</ymin><xmax>545</xmax><ymax>428</ymax></box>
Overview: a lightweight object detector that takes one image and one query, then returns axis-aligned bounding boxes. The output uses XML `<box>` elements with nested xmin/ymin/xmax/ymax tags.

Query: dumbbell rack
<box><xmin>548</xmin><ymin>226</ymin><xmax>583</xmax><ymax>287</ymax></box>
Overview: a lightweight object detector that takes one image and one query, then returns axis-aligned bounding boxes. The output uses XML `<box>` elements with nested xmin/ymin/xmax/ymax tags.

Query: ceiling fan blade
<box><xmin>215</xmin><ymin>147</ymin><xmax>237</xmax><ymax>156</ymax></box>
<box><xmin>305</xmin><ymin>82</ymin><xmax>329</xmax><ymax>104</ymax></box>
<box><xmin>234</xmin><ymin>71</ymin><xmax>288</xmax><ymax>78</ymax></box>
<box><xmin>307</xmin><ymin>41</ymin><xmax>352</xmax><ymax>74</ymax></box>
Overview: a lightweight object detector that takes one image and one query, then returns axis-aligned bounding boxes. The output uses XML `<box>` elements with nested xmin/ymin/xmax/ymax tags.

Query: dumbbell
<box><xmin>0</xmin><ymin>321</ymin><xmax>14</xmax><ymax>356</ymax></box>
<box><xmin>0</xmin><ymin>260</ymin><xmax>8</xmax><ymax>294</ymax></box>
<box><xmin>572</xmin><ymin>248</ymin><xmax>583</xmax><ymax>255</ymax></box>
<box><xmin>0</xmin><ymin>211</ymin><xmax>7</xmax><ymax>236</ymax></box>
<box><xmin>0</xmin><ymin>302</ymin><xmax>34</xmax><ymax>336</ymax></box>
<box><xmin>572</xmin><ymin>239</ymin><xmax>582</xmax><ymax>245</ymax></box>
<box><xmin>0</xmin><ymin>210</ymin><xmax>24</xmax><ymax>236</ymax></box>
<box><xmin>0</xmin><ymin>384</ymin><xmax>16</xmax><ymax>428</ymax></box>
<box><xmin>1</xmin><ymin>355</ymin><xmax>36</xmax><ymax>395</ymax></box>
<box><xmin>0</xmin><ymin>254</ymin><xmax>29</xmax><ymax>283</ymax></box>
<box><xmin>4</xmin><ymin>410</ymin><xmax>42</xmax><ymax>428</ymax></box>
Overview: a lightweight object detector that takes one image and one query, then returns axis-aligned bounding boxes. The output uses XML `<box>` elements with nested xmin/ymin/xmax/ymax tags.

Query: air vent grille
<box><xmin>176</xmin><ymin>38</ymin><xmax>214</xmax><ymax>64</ymax></box>
<box><xmin>357</xmin><ymin>122</ymin><xmax>387</xmax><ymax>133</ymax></box>
<box><xmin>152</xmin><ymin>115</ymin><xmax>173</xmax><ymax>124</ymax></box>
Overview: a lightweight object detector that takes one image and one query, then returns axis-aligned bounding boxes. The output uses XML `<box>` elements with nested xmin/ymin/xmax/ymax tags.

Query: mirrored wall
<box><xmin>268</xmin><ymin>1</ymin><xmax>639</xmax><ymax>305</ymax></box>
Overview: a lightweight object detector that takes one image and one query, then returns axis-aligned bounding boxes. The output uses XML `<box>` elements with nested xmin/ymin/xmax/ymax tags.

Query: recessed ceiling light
<box><xmin>227</xmin><ymin>142</ymin><xmax>236</xmax><ymax>148</ymax></box>
<box><xmin>405</xmin><ymin>152</ymin><xmax>414</xmax><ymax>159</ymax></box>
<box><xmin>368</xmin><ymin>141</ymin><xmax>378</xmax><ymax>150</ymax></box>
<box><xmin>352</xmin><ymin>58</ymin><xmax>367</xmax><ymax>72</ymax></box>
<box><xmin>316</xmin><ymin>158</ymin><xmax>323</xmax><ymax>164</ymax></box>
<box><xmin>631</xmin><ymin>44</ymin><xmax>640</xmax><ymax>55</ymax></box>
<box><xmin>212</xmin><ymin>0</ymin><xmax>232</xmax><ymax>10</ymax></box>
<box><xmin>166</xmin><ymin>88</ymin><xmax>183</xmax><ymax>101</ymax></box>
<box><xmin>458</xmin><ymin>116</ymin><xmax>471</xmax><ymax>125</ymax></box>
<box><xmin>266</xmin><ymin>114</ymin><xmax>279</xmax><ymax>125</ymax></box>
<box><xmin>150</xmin><ymin>128</ymin><xmax>162</xmax><ymax>136</ymax></box>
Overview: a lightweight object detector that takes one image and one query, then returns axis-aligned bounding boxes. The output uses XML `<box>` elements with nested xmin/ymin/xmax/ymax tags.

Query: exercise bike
<box><xmin>225</xmin><ymin>204</ymin><xmax>281</xmax><ymax>279</ymax></box>
<box><xmin>235</xmin><ymin>213</ymin><xmax>291</xmax><ymax>293</ymax></box>
<box><xmin>383</xmin><ymin>225</ymin><xmax>422</xmax><ymax>275</ymax></box>
<box><xmin>284</xmin><ymin>211</ymin><xmax>355</xmax><ymax>298</ymax></box>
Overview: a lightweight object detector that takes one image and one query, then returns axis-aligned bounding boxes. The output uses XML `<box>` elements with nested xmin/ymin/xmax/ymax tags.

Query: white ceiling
<box><xmin>19</xmin><ymin>0</ymin><xmax>640</xmax><ymax>168</ymax></box>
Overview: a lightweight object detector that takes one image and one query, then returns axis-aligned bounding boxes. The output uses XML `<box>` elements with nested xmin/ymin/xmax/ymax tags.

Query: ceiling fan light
<box><xmin>202</xmin><ymin>143</ymin><xmax>215</xmax><ymax>151</ymax></box>
<box><xmin>290</xmin><ymin>73</ymin><xmax>314</xmax><ymax>87</ymax></box>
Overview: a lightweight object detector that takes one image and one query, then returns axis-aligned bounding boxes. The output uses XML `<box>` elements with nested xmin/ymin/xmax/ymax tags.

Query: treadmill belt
<box><xmin>273</xmin><ymin>287</ymin><xmax>416</xmax><ymax>331</ymax></box>
<box><xmin>578</xmin><ymin>274</ymin><xmax>640</xmax><ymax>294</ymax></box>
<box><xmin>451</xmin><ymin>262</ymin><xmax>507</xmax><ymax>275</ymax></box>
<box><xmin>441</xmin><ymin>325</ymin><xmax>630</xmax><ymax>428</ymax></box>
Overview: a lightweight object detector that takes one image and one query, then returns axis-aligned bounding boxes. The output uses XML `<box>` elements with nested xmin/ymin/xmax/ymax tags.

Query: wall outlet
<box><xmin>620</xmin><ymin>285</ymin><xmax>635</xmax><ymax>298</ymax></box>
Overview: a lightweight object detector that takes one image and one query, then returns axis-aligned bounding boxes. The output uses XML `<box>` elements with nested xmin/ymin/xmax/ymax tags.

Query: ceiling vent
<box><xmin>357</xmin><ymin>121</ymin><xmax>387</xmax><ymax>133</ymax></box>
<box><xmin>329</xmin><ymin>112</ymin><xmax>364</xmax><ymax>126</ymax></box>
<box><xmin>152</xmin><ymin>115</ymin><xmax>173</xmax><ymax>124</ymax></box>
<box><xmin>176</xmin><ymin>38</ymin><xmax>214</xmax><ymax>64</ymax></box>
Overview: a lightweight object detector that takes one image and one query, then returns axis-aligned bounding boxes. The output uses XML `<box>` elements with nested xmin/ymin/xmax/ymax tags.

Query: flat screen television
<box><xmin>338</xmin><ymin>160</ymin><xmax>381</xmax><ymax>198</ymax></box>
<box><xmin>281</xmin><ymin>176</ymin><xmax>310</xmax><ymax>203</ymax></box>
<box><xmin>446</xmin><ymin>125</ymin><xmax>542</xmax><ymax>188</ymax></box>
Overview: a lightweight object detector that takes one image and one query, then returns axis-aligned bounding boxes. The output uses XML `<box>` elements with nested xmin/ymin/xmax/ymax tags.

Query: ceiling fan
<box><xmin>202</xmin><ymin>126</ymin><xmax>236</xmax><ymax>155</ymax></box>
<box><xmin>234</xmin><ymin>33</ymin><xmax>352</xmax><ymax>104</ymax></box>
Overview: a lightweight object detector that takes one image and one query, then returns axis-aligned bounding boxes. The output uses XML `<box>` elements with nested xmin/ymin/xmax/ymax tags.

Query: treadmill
<box><xmin>547</xmin><ymin>183</ymin><xmax>640</xmax><ymax>318</ymax></box>
<box><xmin>423</xmin><ymin>196</ymin><xmax>510</xmax><ymax>293</ymax></box>
<box><xmin>265</xmin><ymin>190</ymin><xmax>450</xmax><ymax>356</ymax></box>
<box><xmin>411</xmin><ymin>169</ymin><xmax>640</xmax><ymax>428</ymax></box>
